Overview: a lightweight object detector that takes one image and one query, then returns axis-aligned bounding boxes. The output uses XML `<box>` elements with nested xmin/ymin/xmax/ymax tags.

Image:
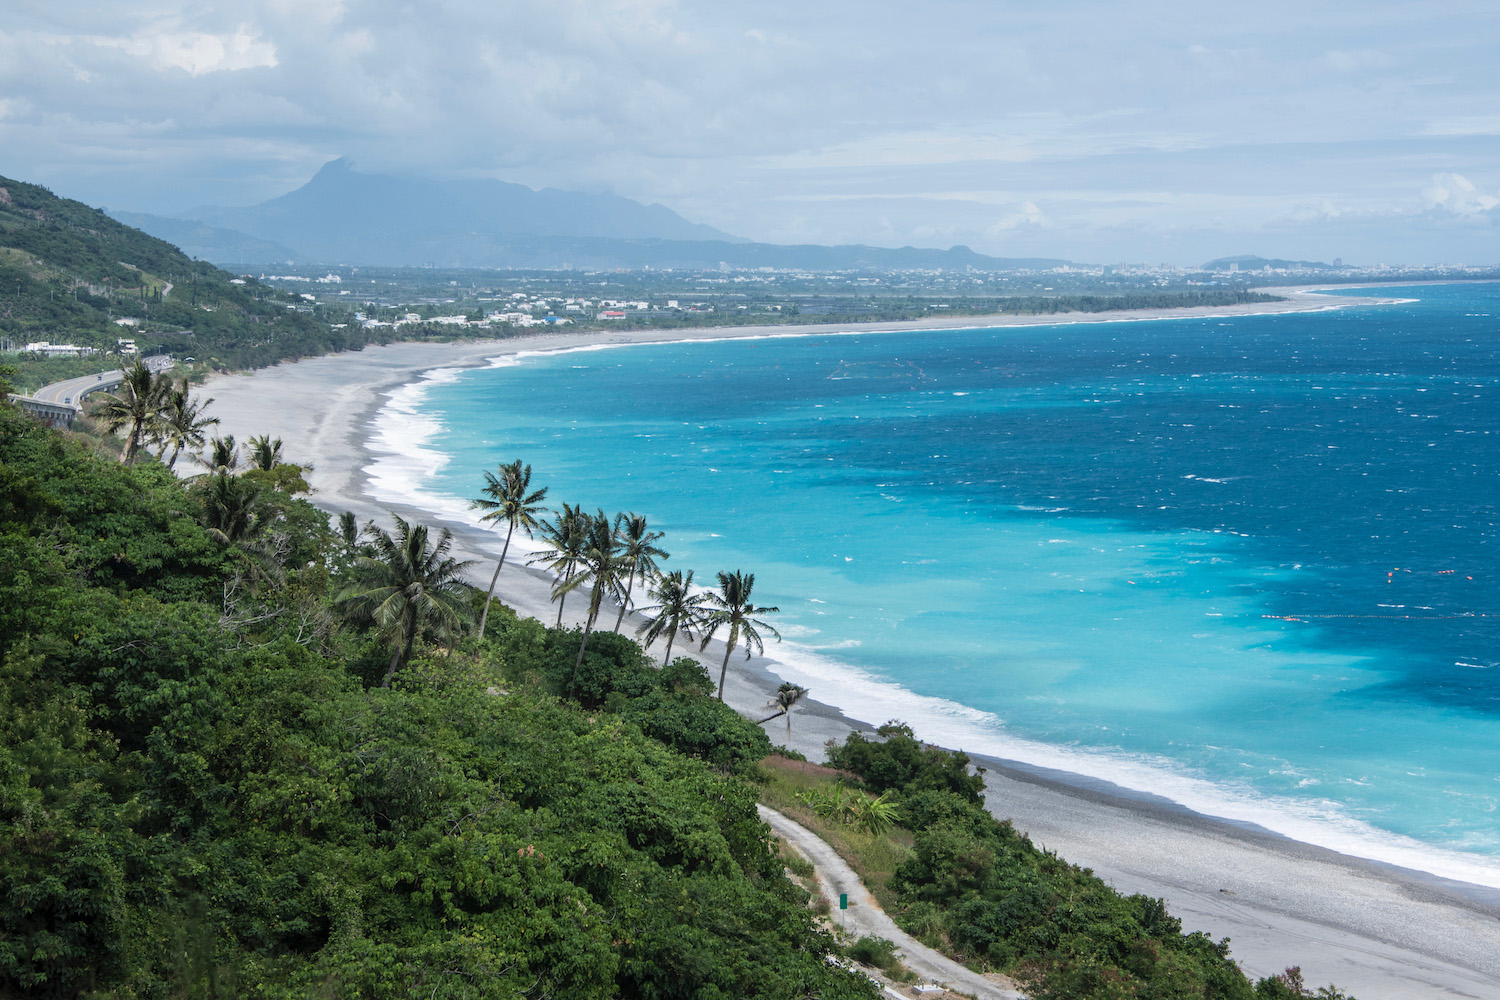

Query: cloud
<box><xmin>1422</xmin><ymin>173</ymin><xmax>1498</xmax><ymax>216</ymax></box>
<box><xmin>991</xmin><ymin>200</ymin><xmax>1045</xmax><ymax>232</ymax></box>
<box><xmin>91</xmin><ymin>26</ymin><xmax>278</xmax><ymax>76</ymax></box>
<box><xmin>2</xmin><ymin>0</ymin><xmax>1499</xmax><ymax>263</ymax></box>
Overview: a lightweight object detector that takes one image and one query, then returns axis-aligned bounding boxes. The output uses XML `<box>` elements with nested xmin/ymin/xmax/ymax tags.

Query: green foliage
<box><xmin>0</xmin><ymin>173</ymin><xmax>386</xmax><ymax>371</ymax></box>
<box><xmin>847</xmin><ymin>935</ymin><xmax>902</xmax><ymax>973</ymax></box>
<box><xmin>811</xmin><ymin>722</ymin><xmax>1359</xmax><ymax>1000</ymax></box>
<box><xmin>0</xmin><ymin>414</ymin><xmax>876</xmax><ymax>999</ymax></box>
<box><xmin>796</xmin><ymin>781</ymin><xmax>901</xmax><ymax>834</ymax></box>
<box><xmin>826</xmin><ymin>721</ymin><xmax>987</xmax><ymax>804</ymax></box>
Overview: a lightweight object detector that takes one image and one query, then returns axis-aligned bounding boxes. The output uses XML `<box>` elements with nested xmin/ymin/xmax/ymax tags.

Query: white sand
<box><xmin>199</xmin><ymin>292</ymin><xmax>1500</xmax><ymax>1000</ymax></box>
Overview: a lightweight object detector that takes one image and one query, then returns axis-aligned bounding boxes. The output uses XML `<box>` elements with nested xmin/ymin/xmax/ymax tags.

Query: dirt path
<box><xmin>757</xmin><ymin>804</ymin><xmax>1024</xmax><ymax>1000</ymax></box>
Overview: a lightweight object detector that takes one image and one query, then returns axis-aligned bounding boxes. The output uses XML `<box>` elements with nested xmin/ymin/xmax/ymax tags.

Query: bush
<box><xmin>847</xmin><ymin>936</ymin><xmax>901</xmax><ymax>973</ymax></box>
<box><xmin>826</xmin><ymin>721</ymin><xmax>986</xmax><ymax>803</ymax></box>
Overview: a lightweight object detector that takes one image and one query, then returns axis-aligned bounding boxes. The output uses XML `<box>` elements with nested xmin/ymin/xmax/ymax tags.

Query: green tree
<box><xmin>469</xmin><ymin>459</ymin><xmax>548</xmax><ymax>639</ymax></box>
<box><xmin>635</xmin><ymin>569</ymin><xmax>708</xmax><ymax>666</ymax></box>
<box><xmin>200</xmin><ymin>433</ymin><xmax>239</xmax><ymax>474</ymax></box>
<box><xmin>154</xmin><ymin>377</ymin><xmax>219</xmax><ymax>470</ymax></box>
<box><xmin>757</xmin><ymin>681</ymin><xmax>808</xmax><ymax>738</ymax></box>
<box><xmin>555</xmin><ymin>509</ymin><xmax>626</xmax><ymax>672</ymax></box>
<box><xmin>91</xmin><ymin>359</ymin><xmax>169</xmax><ymax>464</ymax></box>
<box><xmin>699</xmin><ymin>570</ymin><xmax>780</xmax><ymax>702</ymax></box>
<box><xmin>196</xmin><ymin>471</ymin><xmax>264</xmax><ymax>546</ymax></box>
<box><xmin>611</xmin><ymin>512</ymin><xmax>667</xmax><ymax>632</ymax></box>
<box><xmin>528</xmin><ymin>502</ymin><xmax>590</xmax><ymax>627</ymax></box>
<box><xmin>335</xmin><ymin>516</ymin><xmax>475</xmax><ymax>686</ymax></box>
<box><xmin>246</xmin><ymin>433</ymin><xmax>284</xmax><ymax>471</ymax></box>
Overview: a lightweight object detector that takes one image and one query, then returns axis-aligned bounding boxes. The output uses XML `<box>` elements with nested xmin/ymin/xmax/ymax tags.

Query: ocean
<box><xmin>367</xmin><ymin>282</ymin><xmax>1500</xmax><ymax>887</ymax></box>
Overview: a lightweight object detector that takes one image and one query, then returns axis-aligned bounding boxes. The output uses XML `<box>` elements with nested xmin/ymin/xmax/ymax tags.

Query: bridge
<box><xmin>7</xmin><ymin>355</ymin><xmax>174</xmax><ymax>428</ymax></box>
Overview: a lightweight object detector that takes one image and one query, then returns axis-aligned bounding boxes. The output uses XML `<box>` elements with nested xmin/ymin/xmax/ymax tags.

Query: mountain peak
<box><xmin>178</xmin><ymin>162</ymin><xmax>744</xmax><ymax>261</ymax></box>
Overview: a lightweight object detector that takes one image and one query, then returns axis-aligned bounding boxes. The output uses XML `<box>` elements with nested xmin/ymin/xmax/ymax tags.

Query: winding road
<box><xmin>758</xmin><ymin>804</ymin><xmax>1024</xmax><ymax>1000</ymax></box>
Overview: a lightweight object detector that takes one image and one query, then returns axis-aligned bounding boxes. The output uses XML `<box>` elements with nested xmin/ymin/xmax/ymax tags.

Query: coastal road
<box><xmin>27</xmin><ymin>354</ymin><xmax>173</xmax><ymax>406</ymax></box>
<box><xmin>758</xmin><ymin>804</ymin><xmax>1025</xmax><ymax>1000</ymax></box>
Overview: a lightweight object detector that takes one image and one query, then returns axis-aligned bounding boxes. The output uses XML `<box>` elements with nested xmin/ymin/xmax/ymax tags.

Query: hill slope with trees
<box><xmin>0</xmin><ymin>174</ymin><xmax>385</xmax><ymax>387</ymax></box>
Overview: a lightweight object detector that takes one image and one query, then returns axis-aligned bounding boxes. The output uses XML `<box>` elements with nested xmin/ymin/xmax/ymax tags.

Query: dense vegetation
<box><xmin>0</xmin><ymin>175</ymin><xmax>394</xmax><ymax>386</ymax></box>
<box><xmin>0</xmin><ymin>402</ymin><xmax>874</xmax><ymax>999</ymax></box>
<box><xmin>814</xmin><ymin>725</ymin><xmax>1353</xmax><ymax>1000</ymax></box>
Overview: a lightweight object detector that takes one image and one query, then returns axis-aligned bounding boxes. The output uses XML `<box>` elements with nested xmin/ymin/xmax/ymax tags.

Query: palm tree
<box><xmin>553</xmin><ymin>510</ymin><xmax>627</xmax><ymax>670</ymax></box>
<box><xmin>198</xmin><ymin>472</ymin><xmax>264</xmax><ymax>545</ymax></box>
<box><xmin>699</xmin><ymin>570</ymin><xmax>781</xmax><ymax>702</ymax></box>
<box><xmin>155</xmin><ymin>378</ymin><xmax>218</xmax><ymax>470</ymax></box>
<box><xmin>194</xmin><ymin>471</ymin><xmax>284</xmax><ymax>592</ymax></box>
<box><xmin>335</xmin><ymin>516</ymin><xmax>475</xmax><ymax>687</ymax></box>
<box><xmin>469</xmin><ymin>460</ymin><xmax>549</xmax><ymax>639</ymax></box>
<box><xmin>528</xmin><ymin>503</ymin><xmax>591</xmax><ymax>627</ymax></box>
<box><xmin>756</xmin><ymin>682</ymin><xmax>808</xmax><ymax>738</ymax></box>
<box><xmin>247</xmin><ymin>434</ymin><xmax>284</xmax><ymax>471</ymax></box>
<box><xmin>611</xmin><ymin>512</ymin><xmax>668</xmax><ymax>632</ymax></box>
<box><xmin>200</xmin><ymin>434</ymin><xmax>239</xmax><ymax>474</ymax></box>
<box><xmin>92</xmin><ymin>359</ymin><xmax>170</xmax><ymax>464</ymax></box>
<box><xmin>635</xmin><ymin>569</ymin><xmax>708</xmax><ymax>666</ymax></box>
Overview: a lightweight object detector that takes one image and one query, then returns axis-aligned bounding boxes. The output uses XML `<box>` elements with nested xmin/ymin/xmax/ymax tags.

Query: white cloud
<box><xmin>991</xmin><ymin>201</ymin><xmax>1045</xmax><ymax>232</ymax></box>
<box><xmin>2</xmin><ymin>0</ymin><xmax>1499</xmax><ymax>263</ymax></box>
<box><xmin>1422</xmin><ymin>172</ymin><xmax>1498</xmax><ymax>215</ymax></box>
<box><xmin>1420</xmin><ymin>115</ymin><xmax>1500</xmax><ymax>137</ymax></box>
<box><xmin>91</xmin><ymin>26</ymin><xmax>278</xmax><ymax>76</ymax></box>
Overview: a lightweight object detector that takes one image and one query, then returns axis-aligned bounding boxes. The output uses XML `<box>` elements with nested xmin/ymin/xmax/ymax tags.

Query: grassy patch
<box><xmin>757</xmin><ymin>755</ymin><xmax>914</xmax><ymax>913</ymax></box>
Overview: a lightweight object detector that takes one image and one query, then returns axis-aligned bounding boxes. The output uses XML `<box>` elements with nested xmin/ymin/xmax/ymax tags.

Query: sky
<box><xmin>2</xmin><ymin>0</ymin><xmax>1498</xmax><ymax>266</ymax></box>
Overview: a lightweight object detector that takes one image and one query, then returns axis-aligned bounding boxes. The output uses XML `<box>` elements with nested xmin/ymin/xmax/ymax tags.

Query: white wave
<box><xmin>756</xmin><ymin>638</ymin><xmax>1500</xmax><ymax>890</ymax></box>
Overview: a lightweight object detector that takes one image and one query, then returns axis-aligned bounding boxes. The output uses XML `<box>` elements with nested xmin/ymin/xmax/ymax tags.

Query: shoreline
<box><xmin>199</xmin><ymin>287</ymin><xmax>1500</xmax><ymax>999</ymax></box>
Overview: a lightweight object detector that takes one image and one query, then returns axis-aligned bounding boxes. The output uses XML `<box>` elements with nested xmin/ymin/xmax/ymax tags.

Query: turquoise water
<box><xmin>369</xmin><ymin>283</ymin><xmax>1500</xmax><ymax>885</ymax></box>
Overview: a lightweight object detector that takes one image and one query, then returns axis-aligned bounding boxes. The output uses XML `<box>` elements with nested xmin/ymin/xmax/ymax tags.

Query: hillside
<box><xmin>108</xmin><ymin>210</ymin><xmax>303</xmax><ymax>266</ymax></box>
<box><xmin>0</xmin><ymin>173</ymin><xmax>376</xmax><ymax>381</ymax></box>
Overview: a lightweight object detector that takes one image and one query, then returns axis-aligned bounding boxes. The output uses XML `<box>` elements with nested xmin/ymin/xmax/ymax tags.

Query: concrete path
<box><xmin>758</xmin><ymin>804</ymin><xmax>1024</xmax><ymax>1000</ymax></box>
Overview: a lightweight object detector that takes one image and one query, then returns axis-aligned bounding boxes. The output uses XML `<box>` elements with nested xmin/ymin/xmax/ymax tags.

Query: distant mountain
<box><xmin>173</xmin><ymin>158</ymin><xmax>742</xmax><ymax>262</ymax></box>
<box><xmin>108</xmin><ymin>211</ymin><xmax>302</xmax><ymax>265</ymax></box>
<box><xmin>131</xmin><ymin>159</ymin><xmax>1073</xmax><ymax>271</ymax></box>
<box><xmin>1202</xmin><ymin>255</ymin><xmax>1341</xmax><ymax>271</ymax></box>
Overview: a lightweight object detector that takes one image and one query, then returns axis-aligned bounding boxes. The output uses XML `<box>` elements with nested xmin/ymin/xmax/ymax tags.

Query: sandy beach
<box><xmin>199</xmin><ymin>289</ymin><xmax>1500</xmax><ymax>1000</ymax></box>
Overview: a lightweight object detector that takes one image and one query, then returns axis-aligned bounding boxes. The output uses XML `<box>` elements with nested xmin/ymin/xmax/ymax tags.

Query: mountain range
<box><xmin>114</xmin><ymin>159</ymin><xmax>1073</xmax><ymax>272</ymax></box>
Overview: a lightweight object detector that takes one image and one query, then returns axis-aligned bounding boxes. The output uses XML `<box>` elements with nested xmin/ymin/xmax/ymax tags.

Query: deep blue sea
<box><xmin>368</xmin><ymin>283</ymin><xmax>1500</xmax><ymax>885</ymax></box>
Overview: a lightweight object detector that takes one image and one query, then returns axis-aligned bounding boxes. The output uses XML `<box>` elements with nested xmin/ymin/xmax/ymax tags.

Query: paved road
<box><xmin>24</xmin><ymin>354</ymin><xmax>173</xmax><ymax>407</ymax></box>
<box><xmin>758</xmin><ymin>804</ymin><xmax>1025</xmax><ymax>1000</ymax></box>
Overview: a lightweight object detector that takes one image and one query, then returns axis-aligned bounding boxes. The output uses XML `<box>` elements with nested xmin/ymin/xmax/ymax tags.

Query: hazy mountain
<box><xmin>1202</xmin><ymin>254</ymin><xmax>1341</xmax><ymax>271</ymax></box>
<box><xmin>138</xmin><ymin>159</ymin><xmax>1074</xmax><ymax>271</ymax></box>
<box><xmin>108</xmin><ymin>211</ymin><xmax>303</xmax><ymax>265</ymax></box>
<box><xmin>175</xmin><ymin>159</ymin><xmax>742</xmax><ymax>262</ymax></box>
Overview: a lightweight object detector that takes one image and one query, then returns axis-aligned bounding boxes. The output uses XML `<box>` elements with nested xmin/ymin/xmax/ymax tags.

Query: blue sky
<box><xmin>2</xmin><ymin>0</ymin><xmax>1497</xmax><ymax>265</ymax></box>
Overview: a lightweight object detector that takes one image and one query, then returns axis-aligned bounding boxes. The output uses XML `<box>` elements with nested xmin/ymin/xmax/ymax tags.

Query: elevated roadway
<box><xmin>7</xmin><ymin>355</ymin><xmax>174</xmax><ymax>427</ymax></box>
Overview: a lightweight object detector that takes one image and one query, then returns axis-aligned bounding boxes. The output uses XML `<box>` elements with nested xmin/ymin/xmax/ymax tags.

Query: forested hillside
<box><xmin>0</xmin><ymin>174</ymin><xmax>381</xmax><ymax>380</ymax></box>
<box><xmin>0</xmin><ymin>402</ymin><xmax>875</xmax><ymax>999</ymax></box>
<box><xmin>0</xmin><ymin>398</ymin><xmax>1357</xmax><ymax>999</ymax></box>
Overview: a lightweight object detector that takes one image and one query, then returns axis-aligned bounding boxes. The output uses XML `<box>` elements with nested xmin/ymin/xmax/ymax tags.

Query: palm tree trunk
<box><xmin>717</xmin><ymin>638</ymin><xmax>735</xmax><ymax>702</ymax></box>
<box><xmin>476</xmin><ymin>521</ymin><xmax>515</xmax><ymax>639</ymax></box>
<box><xmin>123</xmin><ymin>424</ymin><xmax>143</xmax><ymax>465</ymax></box>
<box><xmin>554</xmin><ymin>566</ymin><xmax>574</xmax><ymax>627</ymax></box>
<box><xmin>661</xmin><ymin>628</ymin><xmax>676</xmax><ymax>667</ymax></box>
<box><xmin>573</xmin><ymin>617</ymin><xmax>595</xmax><ymax>671</ymax></box>
<box><xmin>613</xmin><ymin>567</ymin><xmax>637</xmax><ymax>632</ymax></box>
<box><xmin>382</xmin><ymin>619</ymin><xmax>417</xmax><ymax>687</ymax></box>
